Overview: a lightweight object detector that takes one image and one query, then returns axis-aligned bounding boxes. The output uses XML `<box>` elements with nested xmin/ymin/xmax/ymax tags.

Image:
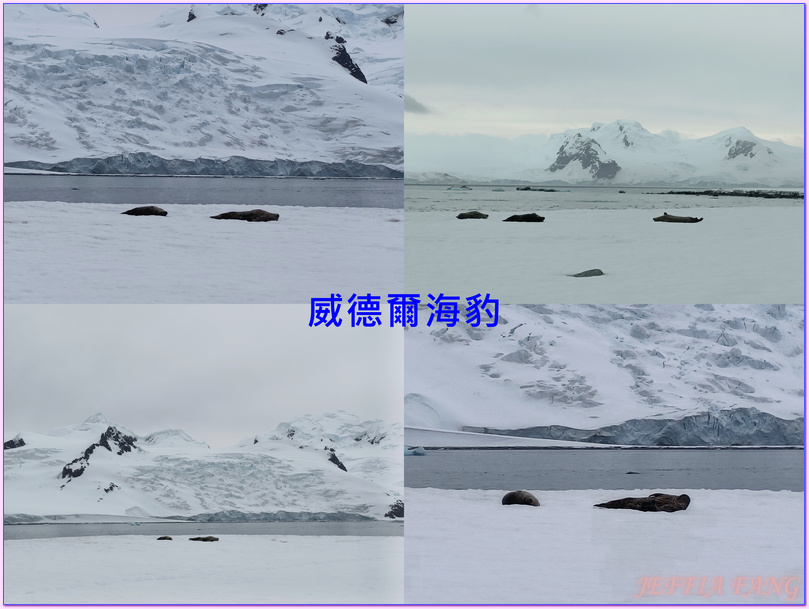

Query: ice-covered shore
<box><xmin>4</xmin><ymin>534</ymin><xmax>403</xmax><ymax>604</ymax></box>
<box><xmin>3</xmin><ymin>201</ymin><xmax>403</xmax><ymax>303</ymax></box>
<box><xmin>405</xmin><ymin>487</ymin><xmax>804</xmax><ymax>604</ymax></box>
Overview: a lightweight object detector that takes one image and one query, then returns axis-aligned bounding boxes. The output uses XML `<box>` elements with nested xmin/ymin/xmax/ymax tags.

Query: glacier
<box><xmin>4</xmin><ymin>411</ymin><xmax>403</xmax><ymax>522</ymax></box>
<box><xmin>3</xmin><ymin>3</ymin><xmax>404</xmax><ymax>177</ymax></box>
<box><xmin>405</xmin><ymin>304</ymin><xmax>804</xmax><ymax>446</ymax></box>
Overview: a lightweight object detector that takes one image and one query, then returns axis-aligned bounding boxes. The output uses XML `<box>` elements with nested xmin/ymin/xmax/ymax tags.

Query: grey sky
<box><xmin>4</xmin><ymin>305</ymin><xmax>403</xmax><ymax>448</ymax></box>
<box><xmin>405</xmin><ymin>4</ymin><xmax>804</xmax><ymax>145</ymax></box>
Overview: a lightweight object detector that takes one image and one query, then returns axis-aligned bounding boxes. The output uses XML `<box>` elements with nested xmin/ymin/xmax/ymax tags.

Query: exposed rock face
<box><xmin>331</xmin><ymin>44</ymin><xmax>367</xmax><ymax>84</ymax></box>
<box><xmin>210</xmin><ymin>210</ymin><xmax>279</xmax><ymax>222</ymax></box>
<box><xmin>503</xmin><ymin>213</ymin><xmax>544</xmax><ymax>222</ymax></box>
<box><xmin>548</xmin><ymin>133</ymin><xmax>621</xmax><ymax>180</ymax></box>
<box><xmin>653</xmin><ymin>213</ymin><xmax>703</xmax><ymax>223</ymax></box>
<box><xmin>5</xmin><ymin>153</ymin><xmax>403</xmax><ymax>179</ymax></box>
<box><xmin>326</xmin><ymin>448</ymin><xmax>348</xmax><ymax>472</ymax></box>
<box><xmin>121</xmin><ymin>206</ymin><xmax>167</xmax><ymax>217</ymax></box>
<box><xmin>457</xmin><ymin>211</ymin><xmax>489</xmax><ymax>219</ymax></box>
<box><xmin>61</xmin><ymin>426</ymin><xmax>137</xmax><ymax>481</ymax></box>
<box><xmin>502</xmin><ymin>490</ymin><xmax>540</xmax><ymax>506</ymax></box>
<box><xmin>384</xmin><ymin>499</ymin><xmax>404</xmax><ymax>518</ymax></box>
<box><xmin>463</xmin><ymin>407</ymin><xmax>804</xmax><ymax>446</ymax></box>
<box><xmin>4</xmin><ymin>436</ymin><xmax>25</xmax><ymax>450</ymax></box>
<box><xmin>595</xmin><ymin>493</ymin><xmax>690</xmax><ymax>512</ymax></box>
<box><xmin>726</xmin><ymin>139</ymin><xmax>761</xmax><ymax>160</ymax></box>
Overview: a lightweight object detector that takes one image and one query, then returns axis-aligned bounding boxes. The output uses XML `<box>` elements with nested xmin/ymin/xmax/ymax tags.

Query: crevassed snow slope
<box><xmin>405</xmin><ymin>304</ymin><xmax>804</xmax><ymax>442</ymax></box>
<box><xmin>3</xmin><ymin>4</ymin><xmax>403</xmax><ymax>171</ymax></box>
<box><xmin>4</xmin><ymin>412</ymin><xmax>403</xmax><ymax>520</ymax></box>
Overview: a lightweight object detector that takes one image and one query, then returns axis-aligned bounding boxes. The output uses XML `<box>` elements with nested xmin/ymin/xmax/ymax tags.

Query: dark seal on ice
<box><xmin>503</xmin><ymin>213</ymin><xmax>545</xmax><ymax>222</ymax></box>
<box><xmin>594</xmin><ymin>493</ymin><xmax>690</xmax><ymax>512</ymax></box>
<box><xmin>653</xmin><ymin>213</ymin><xmax>703</xmax><ymax>223</ymax></box>
<box><xmin>189</xmin><ymin>536</ymin><xmax>220</xmax><ymax>542</ymax></box>
<box><xmin>121</xmin><ymin>205</ymin><xmax>168</xmax><ymax>216</ymax></box>
<box><xmin>457</xmin><ymin>211</ymin><xmax>489</xmax><ymax>219</ymax></box>
<box><xmin>211</xmin><ymin>210</ymin><xmax>279</xmax><ymax>222</ymax></box>
<box><xmin>568</xmin><ymin>269</ymin><xmax>604</xmax><ymax>277</ymax></box>
<box><xmin>502</xmin><ymin>490</ymin><xmax>540</xmax><ymax>507</ymax></box>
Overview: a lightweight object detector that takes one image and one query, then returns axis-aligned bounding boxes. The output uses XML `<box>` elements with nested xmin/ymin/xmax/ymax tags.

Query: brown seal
<box><xmin>121</xmin><ymin>206</ymin><xmax>168</xmax><ymax>216</ymax></box>
<box><xmin>457</xmin><ymin>211</ymin><xmax>489</xmax><ymax>219</ymax></box>
<box><xmin>210</xmin><ymin>210</ymin><xmax>279</xmax><ymax>222</ymax></box>
<box><xmin>502</xmin><ymin>490</ymin><xmax>540</xmax><ymax>506</ymax></box>
<box><xmin>653</xmin><ymin>213</ymin><xmax>703</xmax><ymax>223</ymax></box>
<box><xmin>594</xmin><ymin>493</ymin><xmax>690</xmax><ymax>512</ymax></box>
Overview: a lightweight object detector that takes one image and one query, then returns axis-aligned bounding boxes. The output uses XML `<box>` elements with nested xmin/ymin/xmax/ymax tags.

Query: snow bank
<box><xmin>4</xmin><ymin>534</ymin><xmax>403</xmax><ymax>604</ymax></box>
<box><xmin>405</xmin><ymin>487</ymin><xmax>804</xmax><ymax>604</ymax></box>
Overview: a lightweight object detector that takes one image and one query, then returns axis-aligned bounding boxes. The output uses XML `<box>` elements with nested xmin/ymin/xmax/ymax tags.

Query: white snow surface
<box><xmin>3</xmin><ymin>201</ymin><xmax>404</xmax><ymax>303</ymax></box>
<box><xmin>4</xmin><ymin>412</ymin><xmax>403</xmax><ymax>521</ymax></box>
<box><xmin>405</xmin><ymin>120</ymin><xmax>803</xmax><ymax>187</ymax></box>
<box><xmin>405</xmin><ymin>487</ymin><xmax>804</xmax><ymax>604</ymax></box>
<box><xmin>405</xmin><ymin>304</ymin><xmax>804</xmax><ymax>432</ymax></box>
<box><xmin>405</xmin><ymin>204</ymin><xmax>803</xmax><ymax>303</ymax></box>
<box><xmin>3</xmin><ymin>3</ymin><xmax>403</xmax><ymax>169</ymax></box>
<box><xmin>4</xmin><ymin>533</ymin><xmax>403</xmax><ymax>603</ymax></box>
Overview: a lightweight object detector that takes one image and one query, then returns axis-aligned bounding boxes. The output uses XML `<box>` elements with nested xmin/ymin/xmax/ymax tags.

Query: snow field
<box><xmin>3</xmin><ymin>201</ymin><xmax>404</xmax><ymax>303</ymax></box>
<box><xmin>404</xmin><ymin>206</ymin><xmax>803</xmax><ymax>303</ymax></box>
<box><xmin>404</xmin><ymin>488</ymin><xmax>804</xmax><ymax>604</ymax></box>
<box><xmin>4</xmin><ymin>534</ymin><xmax>403</xmax><ymax>604</ymax></box>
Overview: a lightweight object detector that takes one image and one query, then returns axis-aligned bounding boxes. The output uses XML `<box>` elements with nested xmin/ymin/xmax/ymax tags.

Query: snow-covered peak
<box><xmin>82</xmin><ymin>413</ymin><xmax>113</xmax><ymax>427</ymax></box>
<box><xmin>2</xmin><ymin>4</ymin><xmax>99</xmax><ymax>32</ymax></box>
<box><xmin>142</xmin><ymin>429</ymin><xmax>209</xmax><ymax>448</ymax></box>
<box><xmin>263</xmin><ymin>411</ymin><xmax>400</xmax><ymax>448</ymax></box>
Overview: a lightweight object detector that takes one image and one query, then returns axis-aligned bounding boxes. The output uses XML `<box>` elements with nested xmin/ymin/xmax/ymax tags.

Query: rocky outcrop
<box><xmin>384</xmin><ymin>499</ymin><xmax>403</xmax><ymax>519</ymax></box>
<box><xmin>60</xmin><ymin>426</ymin><xmax>137</xmax><ymax>481</ymax></box>
<box><xmin>210</xmin><ymin>209</ymin><xmax>279</xmax><ymax>222</ymax></box>
<box><xmin>5</xmin><ymin>153</ymin><xmax>402</xmax><ymax>178</ymax></box>
<box><xmin>548</xmin><ymin>134</ymin><xmax>621</xmax><ymax>180</ymax></box>
<box><xmin>463</xmin><ymin>407</ymin><xmax>804</xmax><ymax>446</ymax></box>
<box><xmin>121</xmin><ymin>206</ymin><xmax>167</xmax><ymax>216</ymax></box>
<box><xmin>331</xmin><ymin>44</ymin><xmax>367</xmax><ymax>84</ymax></box>
<box><xmin>326</xmin><ymin>448</ymin><xmax>348</xmax><ymax>472</ymax></box>
<box><xmin>4</xmin><ymin>436</ymin><xmax>25</xmax><ymax>450</ymax></box>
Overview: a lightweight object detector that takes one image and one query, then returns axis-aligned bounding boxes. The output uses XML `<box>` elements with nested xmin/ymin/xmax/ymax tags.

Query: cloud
<box><xmin>405</xmin><ymin>94</ymin><xmax>431</xmax><ymax>114</ymax></box>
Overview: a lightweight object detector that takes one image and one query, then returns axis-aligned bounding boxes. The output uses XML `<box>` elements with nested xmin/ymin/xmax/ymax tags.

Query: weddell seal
<box><xmin>121</xmin><ymin>206</ymin><xmax>168</xmax><ymax>216</ymax></box>
<box><xmin>594</xmin><ymin>493</ymin><xmax>690</xmax><ymax>512</ymax></box>
<box><xmin>653</xmin><ymin>212</ymin><xmax>703</xmax><ymax>223</ymax></box>
<box><xmin>502</xmin><ymin>490</ymin><xmax>540</xmax><ymax>506</ymax></box>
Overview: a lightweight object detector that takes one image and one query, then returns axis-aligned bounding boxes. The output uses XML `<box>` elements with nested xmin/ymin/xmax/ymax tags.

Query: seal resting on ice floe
<box><xmin>594</xmin><ymin>493</ymin><xmax>690</xmax><ymax>512</ymax></box>
<box><xmin>653</xmin><ymin>213</ymin><xmax>703</xmax><ymax>223</ymax></box>
<box><xmin>502</xmin><ymin>490</ymin><xmax>540</xmax><ymax>506</ymax></box>
<box><xmin>121</xmin><ymin>206</ymin><xmax>168</xmax><ymax>216</ymax></box>
<box><xmin>210</xmin><ymin>209</ymin><xmax>279</xmax><ymax>222</ymax></box>
<box><xmin>568</xmin><ymin>269</ymin><xmax>604</xmax><ymax>277</ymax></box>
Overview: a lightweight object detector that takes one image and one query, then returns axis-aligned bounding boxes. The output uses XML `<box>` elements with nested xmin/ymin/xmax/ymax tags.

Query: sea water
<box><xmin>5</xmin><ymin>174</ymin><xmax>403</xmax><ymax>208</ymax></box>
<box><xmin>404</xmin><ymin>448</ymin><xmax>804</xmax><ymax>491</ymax></box>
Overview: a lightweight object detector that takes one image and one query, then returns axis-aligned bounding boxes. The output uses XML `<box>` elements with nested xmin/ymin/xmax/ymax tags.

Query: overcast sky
<box><xmin>405</xmin><ymin>4</ymin><xmax>804</xmax><ymax>145</ymax></box>
<box><xmin>4</xmin><ymin>306</ymin><xmax>403</xmax><ymax>448</ymax></box>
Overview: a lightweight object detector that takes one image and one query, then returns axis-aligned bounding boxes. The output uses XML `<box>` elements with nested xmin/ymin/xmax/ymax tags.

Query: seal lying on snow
<box><xmin>457</xmin><ymin>211</ymin><xmax>489</xmax><ymax>219</ymax></box>
<box><xmin>503</xmin><ymin>213</ymin><xmax>545</xmax><ymax>222</ymax></box>
<box><xmin>594</xmin><ymin>493</ymin><xmax>690</xmax><ymax>512</ymax></box>
<box><xmin>121</xmin><ymin>206</ymin><xmax>167</xmax><ymax>216</ymax></box>
<box><xmin>502</xmin><ymin>490</ymin><xmax>540</xmax><ymax>506</ymax></box>
<box><xmin>211</xmin><ymin>209</ymin><xmax>279</xmax><ymax>222</ymax></box>
<box><xmin>653</xmin><ymin>212</ymin><xmax>703</xmax><ymax>223</ymax></box>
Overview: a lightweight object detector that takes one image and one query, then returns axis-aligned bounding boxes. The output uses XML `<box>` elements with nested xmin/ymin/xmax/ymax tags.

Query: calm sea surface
<box><xmin>405</xmin><ymin>448</ymin><xmax>804</xmax><ymax>492</ymax></box>
<box><xmin>406</xmin><ymin>184</ymin><xmax>803</xmax><ymax>213</ymax></box>
<box><xmin>4</xmin><ymin>175</ymin><xmax>403</xmax><ymax>208</ymax></box>
<box><xmin>4</xmin><ymin>520</ymin><xmax>403</xmax><ymax>540</ymax></box>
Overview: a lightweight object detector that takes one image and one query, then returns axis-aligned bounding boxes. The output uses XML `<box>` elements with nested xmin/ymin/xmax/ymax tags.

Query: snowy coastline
<box><xmin>404</xmin><ymin>487</ymin><xmax>804</xmax><ymax>604</ymax></box>
<box><xmin>4</xmin><ymin>201</ymin><xmax>404</xmax><ymax>303</ymax></box>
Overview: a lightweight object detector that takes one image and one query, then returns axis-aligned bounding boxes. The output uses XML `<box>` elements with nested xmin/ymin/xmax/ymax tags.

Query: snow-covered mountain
<box><xmin>405</xmin><ymin>305</ymin><xmax>804</xmax><ymax>446</ymax></box>
<box><xmin>4</xmin><ymin>412</ymin><xmax>403</xmax><ymax>523</ymax></box>
<box><xmin>405</xmin><ymin>120</ymin><xmax>803</xmax><ymax>187</ymax></box>
<box><xmin>3</xmin><ymin>4</ymin><xmax>403</xmax><ymax>177</ymax></box>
